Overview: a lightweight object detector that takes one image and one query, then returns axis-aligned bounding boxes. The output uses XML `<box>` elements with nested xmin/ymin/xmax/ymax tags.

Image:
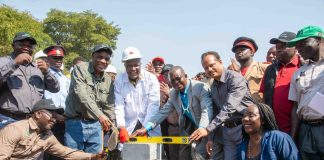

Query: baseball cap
<box><xmin>232</xmin><ymin>37</ymin><xmax>258</xmax><ymax>53</ymax></box>
<box><xmin>288</xmin><ymin>26</ymin><xmax>324</xmax><ymax>47</ymax></box>
<box><xmin>161</xmin><ymin>64</ymin><xmax>174</xmax><ymax>74</ymax></box>
<box><xmin>44</xmin><ymin>45</ymin><xmax>66</xmax><ymax>57</ymax></box>
<box><xmin>270</xmin><ymin>31</ymin><xmax>296</xmax><ymax>44</ymax></box>
<box><xmin>13</xmin><ymin>32</ymin><xmax>37</xmax><ymax>45</ymax></box>
<box><xmin>152</xmin><ymin>56</ymin><xmax>165</xmax><ymax>64</ymax></box>
<box><xmin>32</xmin><ymin>99</ymin><xmax>64</xmax><ymax>114</ymax></box>
<box><xmin>92</xmin><ymin>44</ymin><xmax>112</xmax><ymax>55</ymax></box>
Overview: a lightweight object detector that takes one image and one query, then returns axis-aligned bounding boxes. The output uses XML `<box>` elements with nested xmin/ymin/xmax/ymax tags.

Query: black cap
<box><xmin>43</xmin><ymin>45</ymin><xmax>66</xmax><ymax>57</ymax></box>
<box><xmin>92</xmin><ymin>44</ymin><xmax>112</xmax><ymax>55</ymax></box>
<box><xmin>232</xmin><ymin>37</ymin><xmax>258</xmax><ymax>53</ymax></box>
<box><xmin>270</xmin><ymin>31</ymin><xmax>296</xmax><ymax>44</ymax></box>
<box><xmin>13</xmin><ymin>32</ymin><xmax>37</xmax><ymax>45</ymax></box>
<box><xmin>32</xmin><ymin>99</ymin><xmax>64</xmax><ymax>114</ymax></box>
<box><xmin>161</xmin><ymin>64</ymin><xmax>174</xmax><ymax>74</ymax></box>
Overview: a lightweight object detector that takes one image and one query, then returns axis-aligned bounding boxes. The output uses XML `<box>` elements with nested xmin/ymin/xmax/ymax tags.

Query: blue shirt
<box><xmin>44</xmin><ymin>67</ymin><xmax>70</xmax><ymax>109</ymax></box>
<box><xmin>239</xmin><ymin>130</ymin><xmax>299</xmax><ymax>160</ymax></box>
<box><xmin>179</xmin><ymin>82</ymin><xmax>197</xmax><ymax>126</ymax></box>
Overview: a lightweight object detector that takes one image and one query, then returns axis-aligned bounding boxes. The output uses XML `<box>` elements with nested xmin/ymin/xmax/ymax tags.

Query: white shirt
<box><xmin>44</xmin><ymin>67</ymin><xmax>71</xmax><ymax>109</ymax></box>
<box><xmin>114</xmin><ymin>69</ymin><xmax>161</xmax><ymax>136</ymax></box>
<box><xmin>289</xmin><ymin>59</ymin><xmax>324</xmax><ymax>120</ymax></box>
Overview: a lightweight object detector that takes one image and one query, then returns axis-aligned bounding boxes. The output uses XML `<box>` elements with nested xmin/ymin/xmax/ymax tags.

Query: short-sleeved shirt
<box><xmin>260</xmin><ymin>55</ymin><xmax>300</xmax><ymax>133</ymax></box>
<box><xmin>288</xmin><ymin>59</ymin><xmax>324</xmax><ymax>120</ymax></box>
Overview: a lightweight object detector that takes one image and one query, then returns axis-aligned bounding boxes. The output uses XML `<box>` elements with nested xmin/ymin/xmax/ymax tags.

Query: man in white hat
<box><xmin>105</xmin><ymin>64</ymin><xmax>117</xmax><ymax>80</ymax></box>
<box><xmin>114</xmin><ymin>47</ymin><xmax>161</xmax><ymax>145</ymax></box>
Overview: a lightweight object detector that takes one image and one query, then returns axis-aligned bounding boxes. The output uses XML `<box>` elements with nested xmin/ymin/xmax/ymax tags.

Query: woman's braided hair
<box><xmin>242</xmin><ymin>103</ymin><xmax>279</xmax><ymax>138</ymax></box>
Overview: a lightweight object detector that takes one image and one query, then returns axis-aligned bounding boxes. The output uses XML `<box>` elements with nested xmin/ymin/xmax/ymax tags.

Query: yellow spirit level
<box><xmin>127</xmin><ymin>136</ymin><xmax>190</xmax><ymax>144</ymax></box>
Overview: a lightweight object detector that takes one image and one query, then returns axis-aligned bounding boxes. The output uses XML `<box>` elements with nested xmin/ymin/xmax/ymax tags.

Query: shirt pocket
<box><xmin>7</xmin><ymin>74</ymin><xmax>24</xmax><ymax>89</ymax></box>
<box><xmin>99</xmin><ymin>89</ymin><xmax>111</xmax><ymax>105</ymax></box>
<box><xmin>30</xmin><ymin>75</ymin><xmax>45</xmax><ymax>95</ymax></box>
<box><xmin>17</xmin><ymin>139</ymin><xmax>35</xmax><ymax>152</ymax></box>
<box><xmin>85</xmin><ymin>80</ymin><xmax>96</xmax><ymax>99</ymax></box>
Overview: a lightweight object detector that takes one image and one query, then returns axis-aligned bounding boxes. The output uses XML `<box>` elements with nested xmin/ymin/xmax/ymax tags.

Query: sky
<box><xmin>1</xmin><ymin>0</ymin><xmax>324</xmax><ymax>77</ymax></box>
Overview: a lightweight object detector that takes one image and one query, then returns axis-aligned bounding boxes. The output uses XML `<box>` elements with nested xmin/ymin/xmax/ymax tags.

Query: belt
<box><xmin>301</xmin><ymin>119</ymin><xmax>324</xmax><ymax>126</ymax></box>
<box><xmin>223</xmin><ymin>119</ymin><xmax>242</xmax><ymax>128</ymax></box>
<box><xmin>0</xmin><ymin>109</ymin><xmax>31</xmax><ymax>120</ymax></box>
<box><xmin>68</xmin><ymin>117</ymin><xmax>96</xmax><ymax>122</ymax></box>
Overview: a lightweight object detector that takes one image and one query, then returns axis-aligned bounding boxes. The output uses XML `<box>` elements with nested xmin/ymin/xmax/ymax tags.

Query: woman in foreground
<box><xmin>239</xmin><ymin>103</ymin><xmax>299</xmax><ymax>160</ymax></box>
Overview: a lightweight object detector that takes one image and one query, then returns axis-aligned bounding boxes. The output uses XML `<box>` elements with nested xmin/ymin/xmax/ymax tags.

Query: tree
<box><xmin>43</xmin><ymin>9</ymin><xmax>121</xmax><ymax>67</ymax></box>
<box><xmin>0</xmin><ymin>5</ymin><xmax>53</xmax><ymax>56</ymax></box>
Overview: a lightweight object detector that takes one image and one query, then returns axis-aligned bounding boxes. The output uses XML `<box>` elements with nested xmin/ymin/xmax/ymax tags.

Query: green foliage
<box><xmin>0</xmin><ymin>6</ymin><xmax>121</xmax><ymax>70</ymax></box>
<box><xmin>0</xmin><ymin>5</ymin><xmax>53</xmax><ymax>56</ymax></box>
<box><xmin>43</xmin><ymin>9</ymin><xmax>121</xmax><ymax>61</ymax></box>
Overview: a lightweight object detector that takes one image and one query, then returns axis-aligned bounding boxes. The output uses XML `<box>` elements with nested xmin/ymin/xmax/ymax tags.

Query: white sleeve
<box><xmin>288</xmin><ymin>72</ymin><xmax>299</xmax><ymax>102</ymax></box>
<box><xmin>114</xmin><ymin>77</ymin><xmax>126</xmax><ymax>127</ymax></box>
<box><xmin>143</xmin><ymin>74</ymin><xmax>160</xmax><ymax>126</ymax></box>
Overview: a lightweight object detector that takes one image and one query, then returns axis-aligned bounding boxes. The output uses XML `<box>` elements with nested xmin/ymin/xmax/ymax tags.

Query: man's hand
<box><xmin>36</xmin><ymin>60</ymin><xmax>49</xmax><ymax>74</ymax></box>
<box><xmin>160</xmin><ymin>82</ymin><xmax>170</xmax><ymax>96</ymax></box>
<box><xmin>130</xmin><ymin>127</ymin><xmax>147</xmax><ymax>138</ymax></box>
<box><xmin>189</xmin><ymin>128</ymin><xmax>208</xmax><ymax>143</ymax></box>
<box><xmin>119</xmin><ymin>127</ymin><xmax>129</xmax><ymax>143</ymax></box>
<box><xmin>98</xmin><ymin>115</ymin><xmax>111</xmax><ymax>132</ymax></box>
<box><xmin>227</xmin><ymin>58</ymin><xmax>240</xmax><ymax>72</ymax></box>
<box><xmin>145</xmin><ymin>62</ymin><xmax>159</xmax><ymax>76</ymax></box>
<box><xmin>15</xmin><ymin>53</ymin><xmax>32</xmax><ymax>65</ymax></box>
<box><xmin>206</xmin><ymin>140</ymin><xmax>213</xmax><ymax>156</ymax></box>
<box><xmin>90</xmin><ymin>151</ymin><xmax>107</xmax><ymax>160</ymax></box>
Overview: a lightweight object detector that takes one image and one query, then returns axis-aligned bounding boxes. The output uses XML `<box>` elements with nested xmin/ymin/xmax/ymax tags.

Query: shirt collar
<box><xmin>50</xmin><ymin>67</ymin><xmax>63</xmax><ymax>76</ymax></box>
<box><xmin>280</xmin><ymin>55</ymin><xmax>300</xmax><ymax>67</ymax></box>
<box><xmin>28</xmin><ymin>117</ymin><xmax>39</xmax><ymax>131</ymax></box>
<box><xmin>217</xmin><ymin>68</ymin><xmax>226</xmax><ymax>83</ymax></box>
<box><xmin>89</xmin><ymin>62</ymin><xmax>105</xmax><ymax>80</ymax></box>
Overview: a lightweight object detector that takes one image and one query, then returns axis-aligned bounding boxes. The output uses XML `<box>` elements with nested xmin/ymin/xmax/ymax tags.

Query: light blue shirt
<box><xmin>44</xmin><ymin>67</ymin><xmax>70</xmax><ymax>109</ymax></box>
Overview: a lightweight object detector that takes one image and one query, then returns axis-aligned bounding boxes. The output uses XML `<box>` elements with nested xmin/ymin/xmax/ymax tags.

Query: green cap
<box><xmin>288</xmin><ymin>26</ymin><xmax>324</xmax><ymax>47</ymax></box>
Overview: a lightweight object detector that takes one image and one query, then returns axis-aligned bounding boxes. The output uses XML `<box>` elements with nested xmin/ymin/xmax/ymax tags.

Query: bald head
<box><xmin>169</xmin><ymin>66</ymin><xmax>185</xmax><ymax>76</ymax></box>
<box><xmin>266</xmin><ymin>46</ymin><xmax>276</xmax><ymax>62</ymax></box>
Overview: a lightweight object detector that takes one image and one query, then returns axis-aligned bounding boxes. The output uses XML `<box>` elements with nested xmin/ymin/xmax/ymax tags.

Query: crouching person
<box><xmin>0</xmin><ymin>99</ymin><xmax>105</xmax><ymax>160</ymax></box>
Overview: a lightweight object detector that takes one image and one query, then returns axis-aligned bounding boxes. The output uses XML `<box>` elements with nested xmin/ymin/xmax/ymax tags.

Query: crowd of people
<box><xmin>0</xmin><ymin>25</ymin><xmax>323</xmax><ymax>160</ymax></box>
